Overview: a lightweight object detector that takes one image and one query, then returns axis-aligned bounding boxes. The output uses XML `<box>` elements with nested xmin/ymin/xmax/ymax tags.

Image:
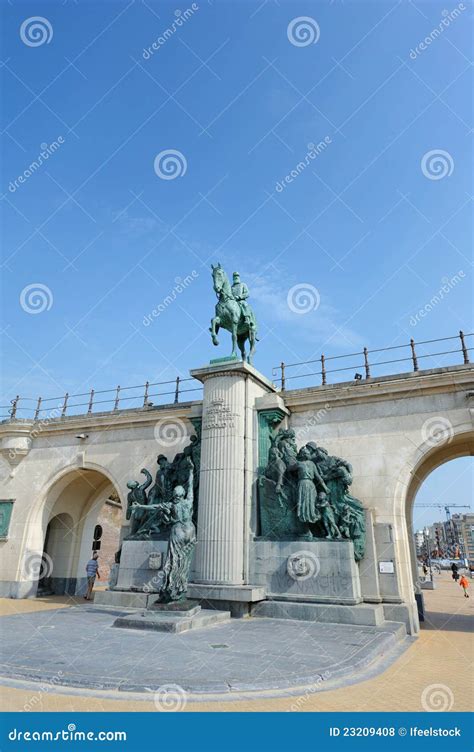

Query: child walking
<box><xmin>459</xmin><ymin>574</ymin><xmax>470</xmax><ymax>598</ymax></box>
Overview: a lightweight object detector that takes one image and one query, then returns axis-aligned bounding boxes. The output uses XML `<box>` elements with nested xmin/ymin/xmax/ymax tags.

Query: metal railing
<box><xmin>2</xmin><ymin>332</ymin><xmax>472</xmax><ymax>420</ymax></box>
<box><xmin>273</xmin><ymin>331</ymin><xmax>472</xmax><ymax>391</ymax></box>
<box><xmin>0</xmin><ymin>376</ymin><xmax>203</xmax><ymax>422</ymax></box>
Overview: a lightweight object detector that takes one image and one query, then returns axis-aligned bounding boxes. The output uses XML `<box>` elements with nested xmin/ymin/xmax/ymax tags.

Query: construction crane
<box><xmin>415</xmin><ymin>504</ymin><xmax>470</xmax><ymax>521</ymax></box>
<box><xmin>415</xmin><ymin>504</ymin><xmax>471</xmax><ymax>560</ymax></box>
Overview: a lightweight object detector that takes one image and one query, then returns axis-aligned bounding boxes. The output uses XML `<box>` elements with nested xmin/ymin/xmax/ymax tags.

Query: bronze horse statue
<box><xmin>210</xmin><ymin>264</ymin><xmax>257</xmax><ymax>363</ymax></box>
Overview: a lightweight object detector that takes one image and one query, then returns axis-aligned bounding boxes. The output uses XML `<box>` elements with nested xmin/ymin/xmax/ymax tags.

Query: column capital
<box><xmin>258</xmin><ymin>407</ymin><xmax>287</xmax><ymax>428</ymax></box>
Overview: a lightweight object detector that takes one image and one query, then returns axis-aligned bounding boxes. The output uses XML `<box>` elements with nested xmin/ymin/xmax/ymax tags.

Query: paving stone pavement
<box><xmin>0</xmin><ymin>572</ymin><xmax>471</xmax><ymax>711</ymax></box>
<box><xmin>0</xmin><ymin>602</ymin><xmax>405</xmax><ymax>693</ymax></box>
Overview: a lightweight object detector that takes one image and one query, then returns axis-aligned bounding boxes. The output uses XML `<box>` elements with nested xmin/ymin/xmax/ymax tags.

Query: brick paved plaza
<box><xmin>0</xmin><ymin>571</ymin><xmax>471</xmax><ymax>713</ymax></box>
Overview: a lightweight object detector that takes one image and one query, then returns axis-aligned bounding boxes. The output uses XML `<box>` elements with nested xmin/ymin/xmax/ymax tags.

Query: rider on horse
<box><xmin>210</xmin><ymin>263</ymin><xmax>258</xmax><ymax>362</ymax></box>
<box><xmin>231</xmin><ymin>272</ymin><xmax>254</xmax><ymax>330</ymax></box>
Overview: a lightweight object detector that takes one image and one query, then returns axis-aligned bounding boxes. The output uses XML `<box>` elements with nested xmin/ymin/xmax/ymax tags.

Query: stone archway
<box><xmin>21</xmin><ymin>466</ymin><xmax>123</xmax><ymax>598</ymax></box>
<box><xmin>404</xmin><ymin>431</ymin><xmax>474</xmax><ymax>593</ymax></box>
<box><xmin>38</xmin><ymin>512</ymin><xmax>74</xmax><ymax>595</ymax></box>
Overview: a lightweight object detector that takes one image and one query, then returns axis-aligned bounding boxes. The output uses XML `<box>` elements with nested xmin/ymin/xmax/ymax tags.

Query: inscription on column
<box><xmin>202</xmin><ymin>398</ymin><xmax>239</xmax><ymax>431</ymax></box>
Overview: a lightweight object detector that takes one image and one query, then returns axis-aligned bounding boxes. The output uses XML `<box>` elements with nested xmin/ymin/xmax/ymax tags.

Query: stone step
<box><xmin>187</xmin><ymin>584</ymin><xmax>265</xmax><ymax>602</ymax></box>
<box><xmin>378</xmin><ymin>620</ymin><xmax>409</xmax><ymax>642</ymax></box>
<box><xmin>94</xmin><ymin>590</ymin><xmax>151</xmax><ymax>609</ymax></box>
<box><xmin>251</xmin><ymin>599</ymin><xmax>385</xmax><ymax>626</ymax></box>
<box><xmin>112</xmin><ymin>608</ymin><xmax>231</xmax><ymax>633</ymax></box>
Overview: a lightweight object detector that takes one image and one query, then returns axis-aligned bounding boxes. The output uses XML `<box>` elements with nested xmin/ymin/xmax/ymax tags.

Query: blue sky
<box><xmin>1</xmin><ymin>0</ymin><xmax>472</xmax><ymax>525</ymax></box>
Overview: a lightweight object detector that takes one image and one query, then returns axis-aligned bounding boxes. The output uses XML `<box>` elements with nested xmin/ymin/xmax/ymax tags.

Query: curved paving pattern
<box><xmin>1</xmin><ymin>573</ymin><xmax>471</xmax><ymax>710</ymax></box>
<box><xmin>0</xmin><ymin>604</ymin><xmax>407</xmax><ymax>697</ymax></box>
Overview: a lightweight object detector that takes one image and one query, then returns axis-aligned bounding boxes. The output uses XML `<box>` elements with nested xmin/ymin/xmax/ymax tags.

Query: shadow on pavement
<box><xmin>421</xmin><ymin>610</ymin><xmax>473</xmax><ymax>632</ymax></box>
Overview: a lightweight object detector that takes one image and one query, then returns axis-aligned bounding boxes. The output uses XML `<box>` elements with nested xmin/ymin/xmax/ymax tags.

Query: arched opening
<box><xmin>35</xmin><ymin>468</ymin><xmax>123</xmax><ymax>597</ymax></box>
<box><xmin>405</xmin><ymin>433</ymin><xmax>473</xmax><ymax>624</ymax></box>
<box><xmin>38</xmin><ymin>513</ymin><xmax>74</xmax><ymax>595</ymax></box>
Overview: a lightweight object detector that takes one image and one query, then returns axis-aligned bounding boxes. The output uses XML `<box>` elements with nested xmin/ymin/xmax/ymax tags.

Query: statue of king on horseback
<box><xmin>210</xmin><ymin>263</ymin><xmax>258</xmax><ymax>363</ymax></box>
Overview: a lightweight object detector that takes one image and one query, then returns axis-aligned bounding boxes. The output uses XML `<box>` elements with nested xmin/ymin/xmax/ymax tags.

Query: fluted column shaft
<box><xmin>194</xmin><ymin>372</ymin><xmax>246</xmax><ymax>584</ymax></box>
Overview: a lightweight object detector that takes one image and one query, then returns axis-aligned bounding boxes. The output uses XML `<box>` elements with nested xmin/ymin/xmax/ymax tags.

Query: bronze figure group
<box><xmin>124</xmin><ymin>433</ymin><xmax>201</xmax><ymax>602</ymax></box>
<box><xmin>259</xmin><ymin>428</ymin><xmax>366</xmax><ymax>560</ymax></box>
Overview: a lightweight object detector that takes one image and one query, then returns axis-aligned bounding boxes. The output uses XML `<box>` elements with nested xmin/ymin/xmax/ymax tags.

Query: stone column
<box><xmin>190</xmin><ymin>361</ymin><xmax>275</xmax><ymax>586</ymax></box>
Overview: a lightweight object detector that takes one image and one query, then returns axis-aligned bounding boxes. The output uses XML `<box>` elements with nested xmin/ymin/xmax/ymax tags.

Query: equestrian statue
<box><xmin>210</xmin><ymin>263</ymin><xmax>258</xmax><ymax>363</ymax></box>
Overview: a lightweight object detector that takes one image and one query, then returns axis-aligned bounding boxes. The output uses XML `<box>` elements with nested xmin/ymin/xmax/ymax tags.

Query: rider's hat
<box><xmin>232</xmin><ymin>271</ymin><xmax>239</xmax><ymax>279</ymax></box>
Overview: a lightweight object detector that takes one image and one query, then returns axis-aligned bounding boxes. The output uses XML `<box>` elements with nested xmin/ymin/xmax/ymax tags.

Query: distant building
<box><xmin>426</xmin><ymin>513</ymin><xmax>474</xmax><ymax>561</ymax></box>
<box><xmin>414</xmin><ymin>515</ymin><xmax>474</xmax><ymax>561</ymax></box>
<box><xmin>414</xmin><ymin>529</ymin><xmax>425</xmax><ymax>556</ymax></box>
<box><xmin>429</xmin><ymin>521</ymin><xmax>447</xmax><ymax>556</ymax></box>
<box><xmin>449</xmin><ymin>514</ymin><xmax>463</xmax><ymax>546</ymax></box>
<box><xmin>458</xmin><ymin>513</ymin><xmax>474</xmax><ymax>564</ymax></box>
<box><xmin>413</xmin><ymin>530</ymin><xmax>425</xmax><ymax>556</ymax></box>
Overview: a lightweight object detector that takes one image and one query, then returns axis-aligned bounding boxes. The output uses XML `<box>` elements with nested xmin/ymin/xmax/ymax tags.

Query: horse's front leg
<box><xmin>210</xmin><ymin>316</ymin><xmax>220</xmax><ymax>346</ymax></box>
<box><xmin>248</xmin><ymin>330</ymin><xmax>255</xmax><ymax>365</ymax></box>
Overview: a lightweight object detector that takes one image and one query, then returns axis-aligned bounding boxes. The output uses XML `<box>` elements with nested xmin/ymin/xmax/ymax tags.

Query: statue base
<box><xmin>209</xmin><ymin>354</ymin><xmax>240</xmax><ymax>364</ymax></box>
<box><xmin>94</xmin><ymin>540</ymin><xmax>168</xmax><ymax>609</ymax></box>
<box><xmin>112</xmin><ymin>605</ymin><xmax>230</xmax><ymax>633</ymax></box>
<box><xmin>149</xmin><ymin>599</ymin><xmax>201</xmax><ymax>616</ymax></box>
<box><xmin>97</xmin><ymin>540</ymin><xmax>232</xmax><ymax>631</ymax></box>
<box><xmin>114</xmin><ymin>539</ymin><xmax>168</xmax><ymax>592</ymax></box>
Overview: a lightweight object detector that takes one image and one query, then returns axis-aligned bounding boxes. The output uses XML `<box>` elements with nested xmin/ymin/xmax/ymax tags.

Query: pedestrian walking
<box><xmin>451</xmin><ymin>562</ymin><xmax>459</xmax><ymax>582</ymax></box>
<box><xmin>459</xmin><ymin>574</ymin><xmax>470</xmax><ymax>598</ymax></box>
<box><xmin>84</xmin><ymin>552</ymin><xmax>100</xmax><ymax>601</ymax></box>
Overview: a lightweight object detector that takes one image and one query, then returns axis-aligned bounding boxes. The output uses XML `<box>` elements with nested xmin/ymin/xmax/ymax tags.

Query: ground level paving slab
<box><xmin>0</xmin><ymin>573</ymin><xmax>471</xmax><ymax>710</ymax></box>
<box><xmin>0</xmin><ymin>602</ymin><xmax>406</xmax><ymax>696</ymax></box>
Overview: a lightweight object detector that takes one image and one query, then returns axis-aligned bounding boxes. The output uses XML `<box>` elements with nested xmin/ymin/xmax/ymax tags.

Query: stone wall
<box><xmin>281</xmin><ymin>366</ymin><xmax>474</xmax><ymax>633</ymax></box>
<box><xmin>0</xmin><ymin>401</ymin><xmax>202</xmax><ymax>597</ymax></box>
<box><xmin>0</xmin><ymin>363</ymin><xmax>472</xmax><ymax>628</ymax></box>
<box><xmin>95</xmin><ymin>500</ymin><xmax>122</xmax><ymax>584</ymax></box>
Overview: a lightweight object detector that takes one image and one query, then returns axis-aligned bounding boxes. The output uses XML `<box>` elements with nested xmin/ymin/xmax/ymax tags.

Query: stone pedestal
<box><xmin>108</xmin><ymin>563</ymin><xmax>119</xmax><ymax>590</ymax></box>
<box><xmin>190</xmin><ymin>361</ymin><xmax>276</xmax><ymax>586</ymax></box>
<box><xmin>112</xmin><ymin>601</ymin><xmax>230</xmax><ymax>633</ymax></box>
<box><xmin>115</xmin><ymin>539</ymin><xmax>168</xmax><ymax>592</ymax></box>
<box><xmin>250</xmin><ymin>539</ymin><xmax>362</xmax><ymax>605</ymax></box>
<box><xmin>420</xmin><ymin>579</ymin><xmax>436</xmax><ymax>590</ymax></box>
